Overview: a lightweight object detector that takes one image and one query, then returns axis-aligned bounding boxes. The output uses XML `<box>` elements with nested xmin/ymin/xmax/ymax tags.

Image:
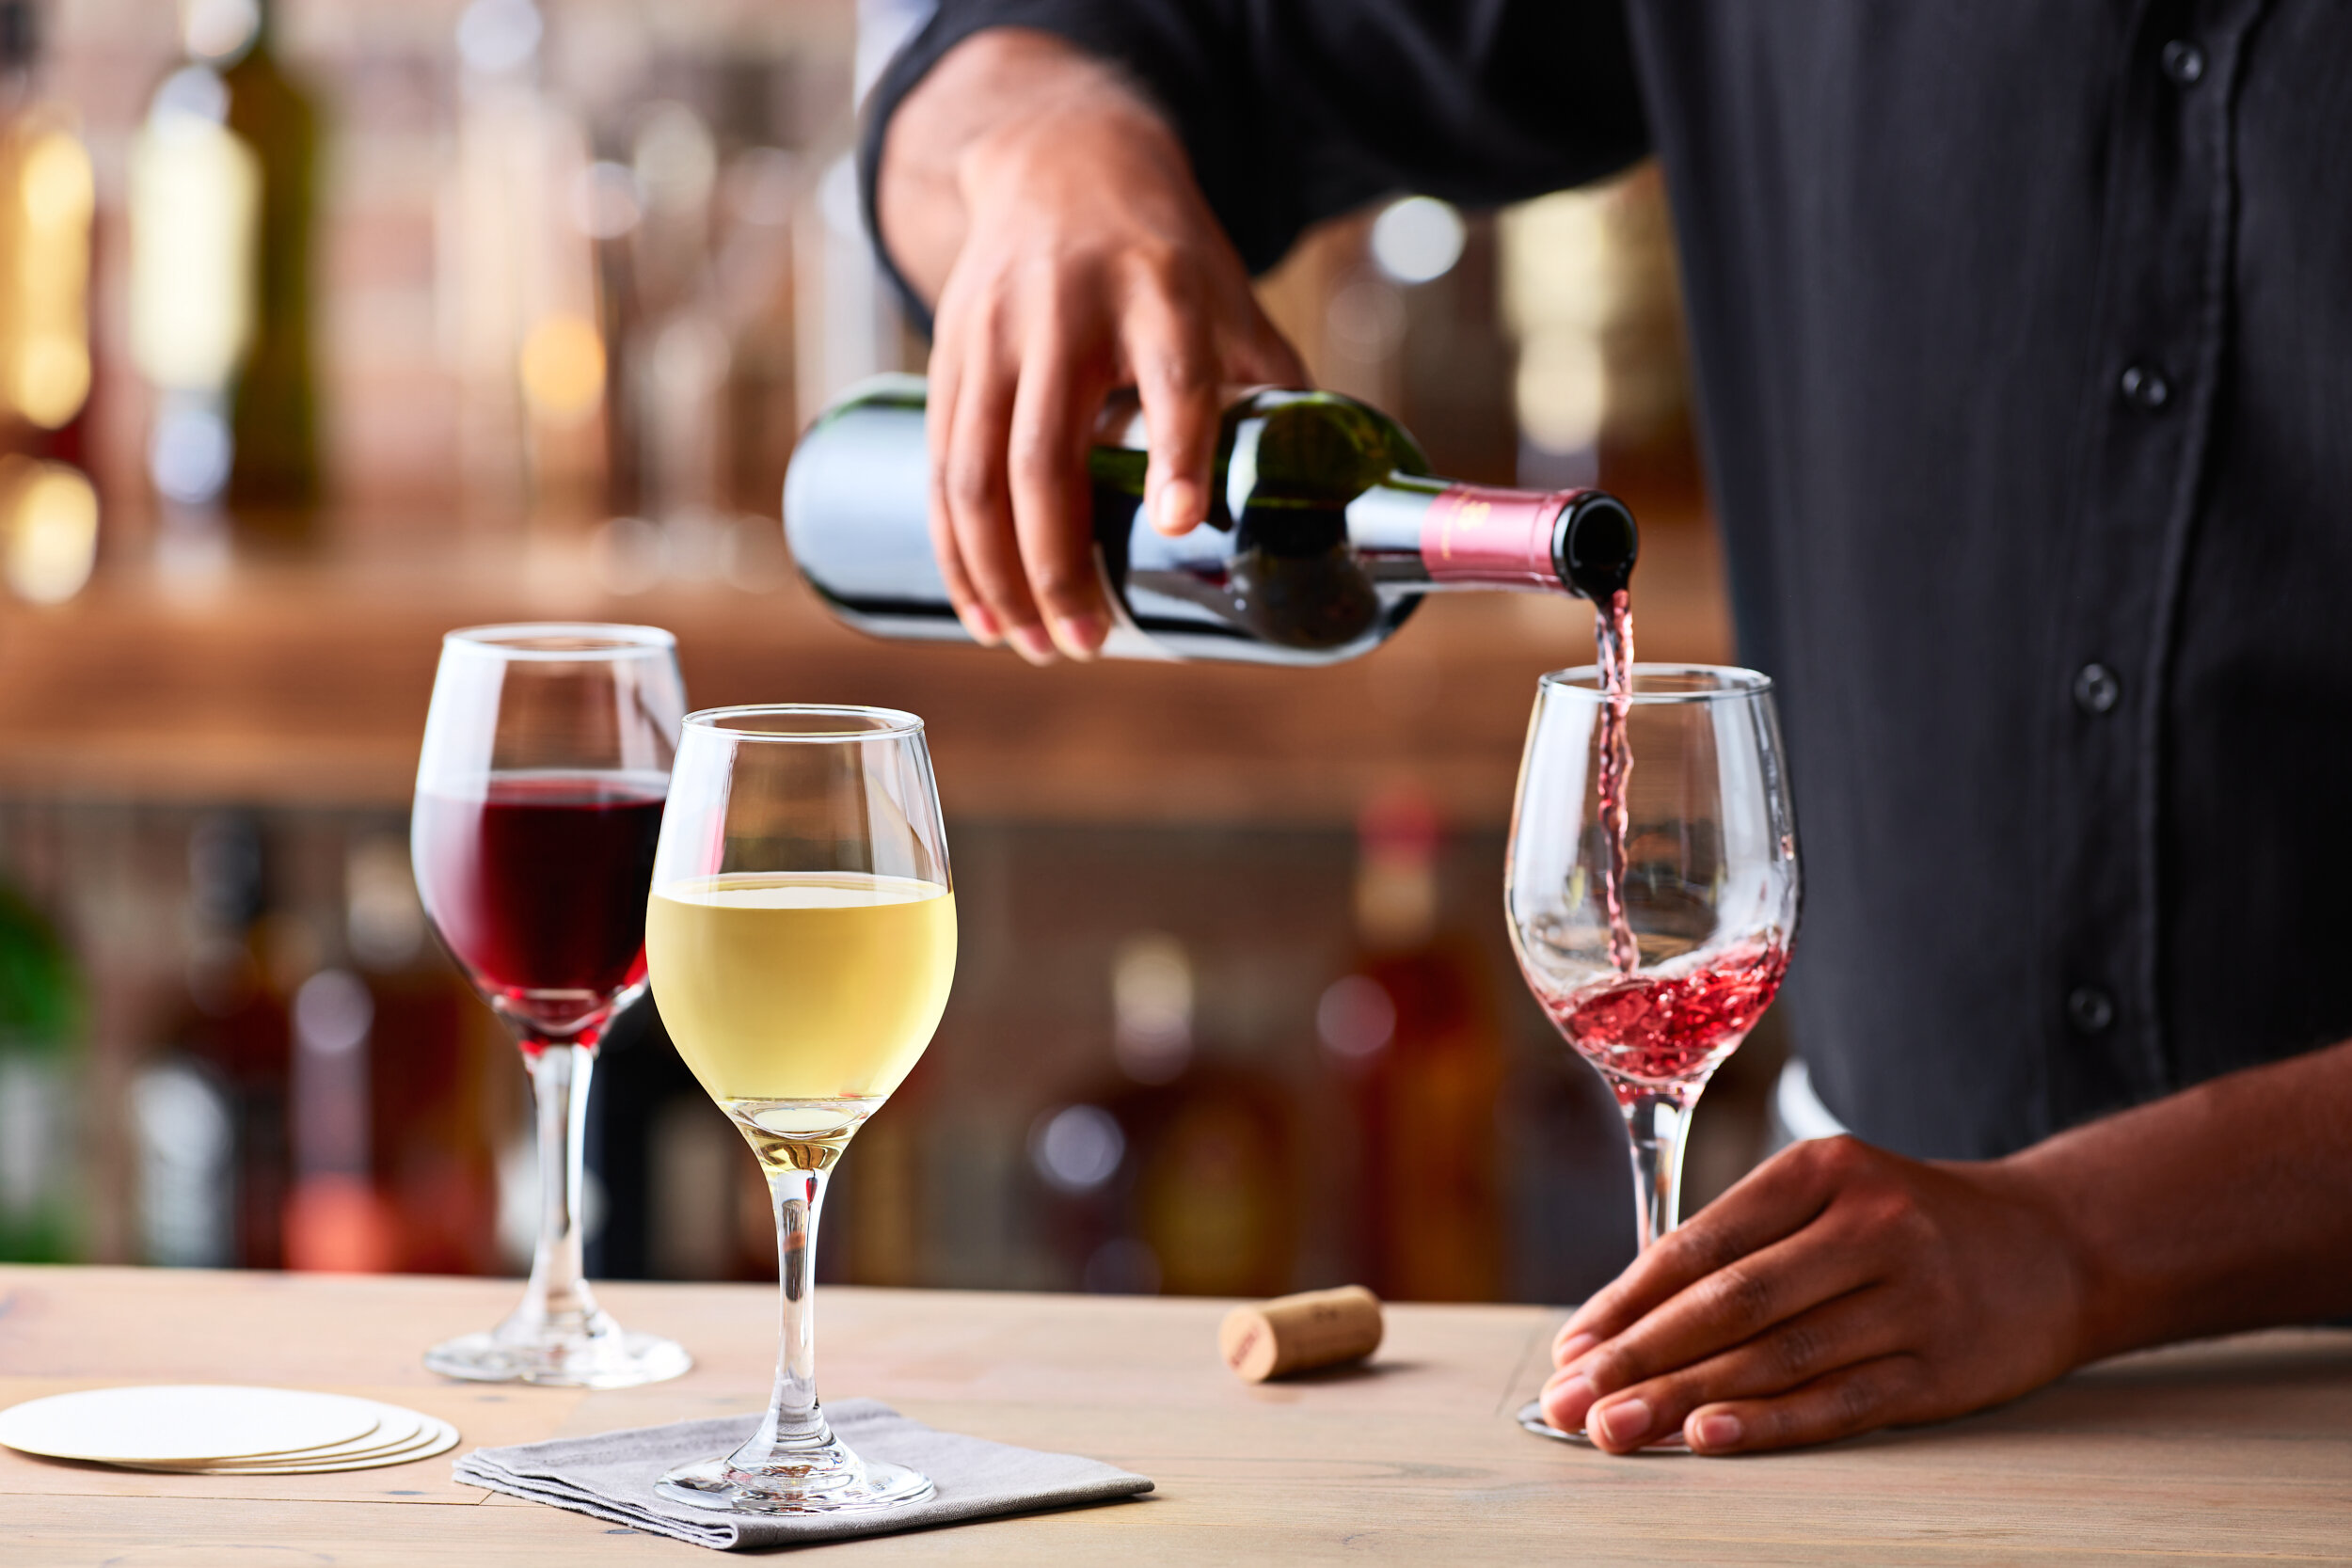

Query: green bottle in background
<box><xmin>218</xmin><ymin>0</ymin><xmax>320</xmax><ymax>537</ymax></box>
<box><xmin>0</xmin><ymin>879</ymin><xmax>84</xmax><ymax>1261</ymax></box>
<box><xmin>131</xmin><ymin>0</ymin><xmax>320</xmax><ymax>544</ymax></box>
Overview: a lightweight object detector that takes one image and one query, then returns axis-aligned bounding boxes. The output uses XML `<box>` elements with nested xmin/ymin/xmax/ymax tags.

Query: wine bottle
<box><xmin>0</xmin><ymin>0</ymin><xmax>92</xmax><ymax>452</ymax></box>
<box><xmin>142</xmin><ymin>813</ymin><xmax>294</xmax><ymax>1269</ymax></box>
<box><xmin>1327</xmin><ymin>790</ymin><xmax>1504</xmax><ymax>1301</ymax></box>
<box><xmin>783</xmin><ymin>375</ymin><xmax>1638</xmax><ymax>665</ymax></box>
<box><xmin>0</xmin><ymin>876</ymin><xmax>85</xmax><ymax>1262</ymax></box>
<box><xmin>128</xmin><ymin>0</ymin><xmax>319</xmax><ymax>543</ymax></box>
<box><xmin>218</xmin><ymin>0</ymin><xmax>322</xmax><ymax>536</ymax></box>
<box><xmin>1029</xmin><ymin>932</ymin><xmax>1298</xmax><ymax>1297</ymax></box>
<box><xmin>0</xmin><ymin>0</ymin><xmax>100</xmax><ymax>607</ymax></box>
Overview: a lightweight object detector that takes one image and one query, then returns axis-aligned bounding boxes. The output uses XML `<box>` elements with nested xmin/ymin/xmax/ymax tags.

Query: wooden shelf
<box><xmin>0</xmin><ymin>517</ymin><xmax>1731</xmax><ymax>826</ymax></box>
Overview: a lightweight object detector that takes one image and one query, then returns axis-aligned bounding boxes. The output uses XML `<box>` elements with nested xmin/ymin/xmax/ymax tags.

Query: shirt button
<box><xmin>2161</xmin><ymin>40</ymin><xmax>2207</xmax><ymax>85</ymax></box>
<box><xmin>2120</xmin><ymin>363</ymin><xmax>2171</xmax><ymax>411</ymax></box>
<box><xmin>2068</xmin><ymin>986</ymin><xmax>2117</xmax><ymax>1036</ymax></box>
<box><xmin>2073</xmin><ymin>662</ymin><xmax>2121</xmax><ymax>715</ymax></box>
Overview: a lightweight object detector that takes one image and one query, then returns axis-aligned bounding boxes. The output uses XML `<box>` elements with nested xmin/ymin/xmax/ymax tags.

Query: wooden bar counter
<box><xmin>3</xmin><ymin>1266</ymin><xmax>2347</xmax><ymax>1563</ymax></box>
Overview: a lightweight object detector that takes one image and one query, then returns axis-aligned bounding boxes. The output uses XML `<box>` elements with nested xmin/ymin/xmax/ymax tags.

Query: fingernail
<box><xmin>1596</xmin><ymin>1396</ymin><xmax>1652</xmax><ymax>1449</ymax></box>
<box><xmin>1539</xmin><ymin>1373</ymin><xmax>1594</xmax><ymax>1433</ymax></box>
<box><xmin>1553</xmin><ymin>1331</ymin><xmax>1597</xmax><ymax>1367</ymax></box>
<box><xmin>1009</xmin><ymin>625</ymin><xmax>1057</xmax><ymax>665</ymax></box>
<box><xmin>1155</xmin><ymin>479</ymin><xmax>1201</xmax><ymax>534</ymax></box>
<box><xmin>1051</xmin><ymin>612</ymin><xmax>1105</xmax><ymax>660</ymax></box>
<box><xmin>960</xmin><ymin>605</ymin><xmax>1002</xmax><ymax>645</ymax></box>
<box><xmin>1691</xmin><ymin>1411</ymin><xmax>1743</xmax><ymax>1452</ymax></box>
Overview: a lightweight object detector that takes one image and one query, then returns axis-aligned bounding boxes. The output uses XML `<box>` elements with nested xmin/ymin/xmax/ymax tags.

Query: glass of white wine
<box><xmin>644</xmin><ymin>705</ymin><xmax>956</xmax><ymax>1515</ymax></box>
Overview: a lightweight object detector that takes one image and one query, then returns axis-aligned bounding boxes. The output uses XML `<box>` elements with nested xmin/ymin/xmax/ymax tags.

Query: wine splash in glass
<box><xmin>410</xmin><ymin>624</ymin><xmax>691</xmax><ymax>1388</ymax></box>
<box><xmin>1506</xmin><ymin>661</ymin><xmax>1800</xmax><ymax>1447</ymax></box>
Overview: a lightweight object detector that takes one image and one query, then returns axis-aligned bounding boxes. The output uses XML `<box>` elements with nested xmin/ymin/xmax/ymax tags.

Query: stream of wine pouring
<box><xmin>1594</xmin><ymin>590</ymin><xmax>1638</xmax><ymax>974</ymax></box>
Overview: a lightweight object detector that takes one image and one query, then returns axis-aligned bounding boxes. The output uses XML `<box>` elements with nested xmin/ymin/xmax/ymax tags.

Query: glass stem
<box><xmin>1619</xmin><ymin>1086</ymin><xmax>1698</xmax><ymax>1251</ymax></box>
<box><xmin>512</xmin><ymin>1040</ymin><xmax>605</xmax><ymax>1338</ymax></box>
<box><xmin>745</xmin><ymin>1164</ymin><xmax>835</xmax><ymax>1465</ymax></box>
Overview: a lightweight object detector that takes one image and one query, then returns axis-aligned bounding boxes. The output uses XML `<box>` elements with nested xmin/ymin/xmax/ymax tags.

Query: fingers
<box><xmin>932</xmin><ymin>296</ymin><xmax>1059</xmax><ymax>664</ymax></box>
<box><xmin>1557</xmin><ymin>1136</ymin><xmax>1871</xmax><ymax>1357</ymax></box>
<box><xmin>1005</xmin><ymin>349</ymin><xmax>1111</xmax><ymax>657</ymax></box>
<box><xmin>1558</xmin><ymin>1200</ymin><xmax>1887</xmax><ymax>1413</ymax></box>
<box><xmin>1549</xmin><ymin>1283</ymin><xmax>1907</xmax><ymax>1450</ymax></box>
<box><xmin>921</xmin><ymin>346</ymin><xmax>999</xmax><ymax>647</ymax></box>
<box><xmin>1122</xmin><ymin>283</ymin><xmax>1222</xmax><ymax>538</ymax></box>
<box><xmin>1684</xmin><ymin>1355</ymin><xmax>1931</xmax><ymax>1455</ymax></box>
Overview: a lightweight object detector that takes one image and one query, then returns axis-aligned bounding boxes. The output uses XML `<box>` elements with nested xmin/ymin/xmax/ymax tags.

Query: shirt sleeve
<box><xmin>858</xmin><ymin>0</ymin><xmax>1650</xmax><ymax>320</ymax></box>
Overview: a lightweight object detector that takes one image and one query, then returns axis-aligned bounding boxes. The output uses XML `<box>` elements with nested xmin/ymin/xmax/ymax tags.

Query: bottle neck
<box><xmin>1351</xmin><ymin>477</ymin><xmax>1627</xmax><ymax>597</ymax></box>
<box><xmin>1422</xmin><ymin>482</ymin><xmax>1584</xmax><ymax>590</ymax></box>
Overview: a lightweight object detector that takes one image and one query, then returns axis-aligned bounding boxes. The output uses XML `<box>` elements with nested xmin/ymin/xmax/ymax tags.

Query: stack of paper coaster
<box><xmin>0</xmin><ymin>1386</ymin><xmax>458</xmax><ymax>1474</ymax></box>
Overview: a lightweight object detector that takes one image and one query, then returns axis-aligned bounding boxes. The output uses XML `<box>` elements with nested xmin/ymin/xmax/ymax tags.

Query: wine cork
<box><xmin>1219</xmin><ymin>1285</ymin><xmax>1383</xmax><ymax>1383</ymax></box>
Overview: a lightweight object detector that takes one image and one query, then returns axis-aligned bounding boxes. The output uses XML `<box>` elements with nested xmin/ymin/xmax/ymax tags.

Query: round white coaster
<box><xmin>0</xmin><ymin>1386</ymin><xmax>383</xmax><ymax>1465</ymax></box>
<box><xmin>165</xmin><ymin>1417</ymin><xmax>460</xmax><ymax>1475</ymax></box>
<box><xmin>134</xmin><ymin>1402</ymin><xmax>433</xmax><ymax>1470</ymax></box>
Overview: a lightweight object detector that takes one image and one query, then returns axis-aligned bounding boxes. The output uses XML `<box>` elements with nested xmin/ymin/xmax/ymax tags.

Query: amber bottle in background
<box><xmin>133</xmin><ymin>815</ymin><xmax>294</xmax><ymax>1269</ymax></box>
<box><xmin>130</xmin><ymin>0</ymin><xmax>320</xmax><ymax>546</ymax></box>
<box><xmin>0</xmin><ymin>0</ymin><xmax>99</xmax><ymax>606</ymax></box>
<box><xmin>321</xmin><ymin>832</ymin><xmax>499</xmax><ymax>1276</ymax></box>
<box><xmin>1322</xmin><ymin>791</ymin><xmax>1505</xmax><ymax>1300</ymax></box>
<box><xmin>1031</xmin><ymin>932</ymin><xmax>1298</xmax><ymax>1298</ymax></box>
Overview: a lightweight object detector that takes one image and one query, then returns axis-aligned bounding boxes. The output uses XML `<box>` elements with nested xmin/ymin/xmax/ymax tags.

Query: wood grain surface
<box><xmin>3</xmin><ymin>1265</ymin><xmax>2348</xmax><ymax>1564</ymax></box>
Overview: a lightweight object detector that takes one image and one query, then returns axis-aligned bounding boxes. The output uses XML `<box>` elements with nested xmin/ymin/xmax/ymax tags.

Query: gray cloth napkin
<box><xmin>452</xmin><ymin>1399</ymin><xmax>1153</xmax><ymax>1550</ymax></box>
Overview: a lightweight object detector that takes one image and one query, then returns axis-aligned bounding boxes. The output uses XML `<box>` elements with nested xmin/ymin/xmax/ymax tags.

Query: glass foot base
<box><xmin>1516</xmin><ymin>1400</ymin><xmax>1691</xmax><ymax>1452</ymax></box>
<box><xmin>425</xmin><ymin>1326</ymin><xmax>691</xmax><ymax>1390</ymax></box>
<box><xmin>657</xmin><ymin>1451</ymin><xmax>933</xmax><ymax>1516</ymax></box>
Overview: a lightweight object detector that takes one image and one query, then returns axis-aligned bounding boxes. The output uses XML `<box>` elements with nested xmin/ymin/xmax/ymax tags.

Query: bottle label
<box><xmin>1422</xmin><ymin>484</ymin><xmax>1565</xmax><ymax>588</ymax></box>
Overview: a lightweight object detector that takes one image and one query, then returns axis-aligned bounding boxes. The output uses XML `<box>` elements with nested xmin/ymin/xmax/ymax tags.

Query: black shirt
<box><xmin>865</xmin><ymin>1</ymin><xmax>2352</xmax><ymax>1160</ymax></box>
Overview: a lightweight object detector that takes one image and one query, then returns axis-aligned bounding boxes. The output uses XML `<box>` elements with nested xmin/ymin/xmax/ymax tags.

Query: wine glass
<box><xmin>644</xmin><ymin>705</ymin><xmax>955</xmax><ymax>1514</ymax></box>
<box><xmin>411</xmin><ymin>624</ymin><xmax>691</xmax><ymax>1388</ymax></box>
<box><xmin>1505</xmin><ymin>665</ymin><xmax>1799</xmax><ymax>1442</ymax></box>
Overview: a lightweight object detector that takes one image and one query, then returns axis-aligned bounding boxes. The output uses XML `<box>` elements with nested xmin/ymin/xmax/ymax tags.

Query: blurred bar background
<box><xmin>0</xmin><ymin>0</ymin><xmax>1782</xmax><ymax>1303</ymax></box>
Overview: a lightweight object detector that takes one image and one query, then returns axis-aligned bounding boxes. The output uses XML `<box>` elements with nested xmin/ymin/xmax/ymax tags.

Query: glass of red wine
<box><xmin>1506</xmin><ymin>664</ymin><xmax>1799</xmax><ymax>1444</ymax></box>
<box><xmin>410</xmin><ymin>624</ymin><xmax>691</xmax><ymax>1387</ymax></box>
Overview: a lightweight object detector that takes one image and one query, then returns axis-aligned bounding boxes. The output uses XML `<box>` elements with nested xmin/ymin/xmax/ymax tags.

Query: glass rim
<box><xmin>684</xmin><ymin>703</ymin><xmax>926</xmax><ymax>743</ymax></box>
<box><xmin>442</xmin><ymin>622</ymin><xmax>676</xmax><ymax>660</ymax></box>
<box><xmin>1538</xmin><ymin>662</ymin><xmax>1775</xmax><ymax>705</ymax></box>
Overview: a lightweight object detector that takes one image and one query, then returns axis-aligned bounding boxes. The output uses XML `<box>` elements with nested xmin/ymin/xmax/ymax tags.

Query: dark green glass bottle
<box><xmin>784</xmin><ymin>376</ymin><xmax>1637</xmax><ymax>665</ymax></box>
<box><xmin>219</xmin><ymin>0</ymin><xmax>322</xmax><ymax>541</ymax></box>
<box><xmin>0</xmin><ymin>879</ymin><xmax>83</xmax><ymax>1261</ymax></box>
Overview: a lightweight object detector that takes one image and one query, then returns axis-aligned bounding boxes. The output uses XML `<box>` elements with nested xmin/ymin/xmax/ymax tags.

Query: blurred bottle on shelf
<box><xmin>574</xmin><ymin>55</ymin><xmax>801</xmax><ymax>595</ymax></box>
<box><xmin>442</xmin><ymin>0</ymin><xmax>607</xmax><ymax>533</ymax></box>
<box><xmin>1032</xmin><ymin>933</ymin><xmax>1298</xmax><ymax>1298</ymax></box>
<box><xmin>0</xmin><ymin>0</ymin><xmax>98</xmax><ymax>606</ymax></box>
<box><xmin>284</xmin><ymin>964</ymin><xmax>396</xmax><ymax>1272</ymax></box>
<box><xmin>342</xmin><ymin>832</ymin><xmax>502</xmax><ymax>1275</ymax></box>
<box><xmin>1501</xmin><ymin>168</ymin><xmax>1702</xmax><ymax>511</ymax></box>
<box><xmin>129</xmin><ymin>0</ymin><xmax>321</xmax><ymax>548</ymax></box>
<box><xmin>588</xmin><ymin>992</ymin><xmax>775</xmax><ymax>1284</ymax></box>
<box><xmin>0</xmin><ymin>874</ymin><xmax>85</xmax><ymax>1261</ymax></box>
<box><xmin>1321</xmin><ymin>790</ymin><xmax>1505</xmax><ymax>1300</ymax></box>
<box><xmin>133</xmin><ymin>814</ymin><xmax>294</xmax><ymax>1268</ymax></box>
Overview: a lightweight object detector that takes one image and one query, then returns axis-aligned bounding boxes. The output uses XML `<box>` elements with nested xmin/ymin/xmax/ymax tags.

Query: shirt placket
<box><xmin>2046</xmin><ymin>0</ymin><xmax>2265</xmax><ymax>1133</ymax></box>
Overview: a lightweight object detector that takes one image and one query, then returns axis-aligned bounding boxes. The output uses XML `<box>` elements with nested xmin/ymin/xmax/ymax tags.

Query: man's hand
<box><xmin>1544</xmin><ymin>1033</ymin><xmax>2352</xmax><ymax>1454</ymax></box>
<box><xmin>877</xmin><ymin>29</ymin><xmax>1305</xmax><ymax>664</ymax></box>
<box><xmin>1541</xmin><ymin>1135</ymin><xmax>2088</xmax><ymax>1453</ymax></box>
